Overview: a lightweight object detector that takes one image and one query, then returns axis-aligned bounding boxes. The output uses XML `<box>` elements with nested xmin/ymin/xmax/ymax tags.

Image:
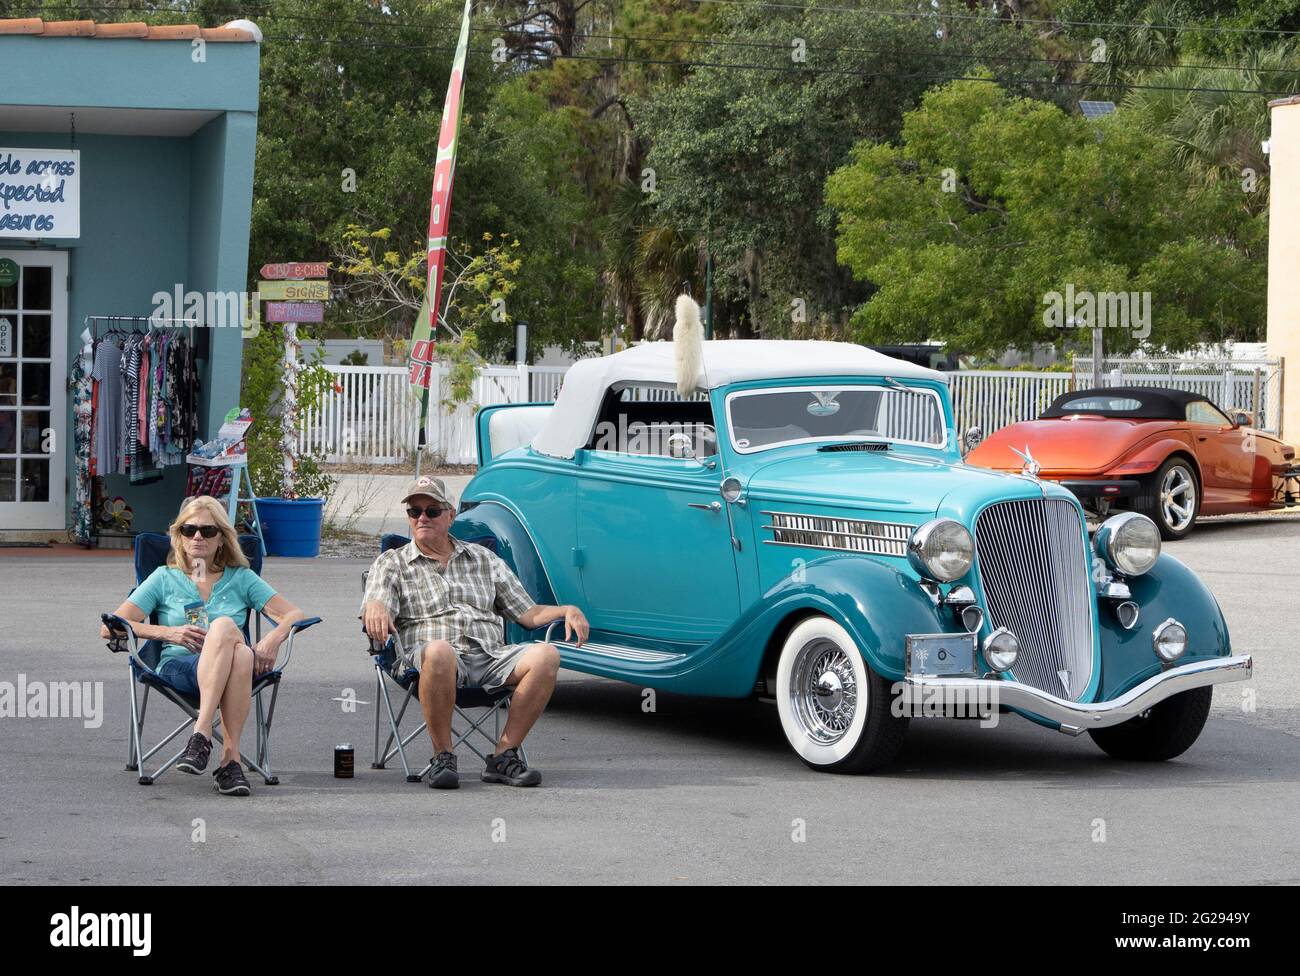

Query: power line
<box><xmin>256</xmin><ymin>33</ymin><xmax>1300</xmax><ymax>96</ymax></box>
<box><xmin>11</xmin><ymin>2</ymin><xmax>1300</xmax><ymax>74</ymax></box>
<box><xmin>685</xmin><ymin>0</ymin><xmax>1300</xmax><ymax>39</ymax></box>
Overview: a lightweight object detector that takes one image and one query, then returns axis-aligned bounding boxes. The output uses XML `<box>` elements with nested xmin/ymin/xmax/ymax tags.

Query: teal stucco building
<box><xmin>0</xmin><ymin>17</ymin><xmax>261</xmax><ymax>541</ymax></box>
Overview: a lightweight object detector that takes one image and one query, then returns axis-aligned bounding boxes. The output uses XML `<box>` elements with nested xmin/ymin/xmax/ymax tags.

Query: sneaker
<box><xmin>176</xmin><ymin>732</ymin><xmax>212</xmax><ymax>774</ymax></box>
<box><xmin>212</xmin><ymin>760</ymin><xmax>251</xmax><ymax>796</ymax></box>
<box><xmin>427</xmin><ymin>751</ymin><xmax>459</xmax><ymax>789</ymax></box>
<box><xmin>482</xmin><ymin>748</ymin><xmax>541</xmax><ymax>787</ymax></box>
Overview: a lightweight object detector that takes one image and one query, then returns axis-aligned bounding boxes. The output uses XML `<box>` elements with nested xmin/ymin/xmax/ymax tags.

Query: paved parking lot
<box><xmin>2</xmin><ymin>513</ymin><xmax>1297</xmax><ymax>885</ymax></box>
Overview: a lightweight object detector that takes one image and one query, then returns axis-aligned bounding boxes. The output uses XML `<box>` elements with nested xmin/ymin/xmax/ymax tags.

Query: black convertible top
<box><xmin>1040</xmin><ymin>386</ymin><xmax>1213</xmax><ymax>420</ymax></box>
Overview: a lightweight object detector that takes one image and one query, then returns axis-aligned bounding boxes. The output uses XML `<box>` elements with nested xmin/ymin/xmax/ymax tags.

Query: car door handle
<box><xmin>688</xmin><ymin>501</ymin><xmax>722</xmax><ymax>512</ymax></box>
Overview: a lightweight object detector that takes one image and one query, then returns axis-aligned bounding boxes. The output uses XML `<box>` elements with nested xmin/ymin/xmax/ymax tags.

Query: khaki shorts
<box><xmin>403</xmin><ymin>638</ymin><xmax>533</xmax><ymax>693</ymax></box>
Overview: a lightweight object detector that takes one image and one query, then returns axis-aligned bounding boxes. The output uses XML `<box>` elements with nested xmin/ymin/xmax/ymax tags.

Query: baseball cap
<box><xmin>400</xmin><ymin>475</ymin><xmax>450</xmax><ymax>507</ymax></box>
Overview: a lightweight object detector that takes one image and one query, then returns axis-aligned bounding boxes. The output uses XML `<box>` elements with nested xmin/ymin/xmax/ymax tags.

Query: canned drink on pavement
<box><xmin>334</xmin><ymin>743</ymin><xmax>354</xmax><ymax>778</ymax></box>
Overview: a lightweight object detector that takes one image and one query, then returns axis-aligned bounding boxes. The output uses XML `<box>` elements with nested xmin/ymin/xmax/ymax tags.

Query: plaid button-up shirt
<box><xmin>361</xmin><ymin>537</ymin><xmax>537</xmax><ymax>665</ymax></box>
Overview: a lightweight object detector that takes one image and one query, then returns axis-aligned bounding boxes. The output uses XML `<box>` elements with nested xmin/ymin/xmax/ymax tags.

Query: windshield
<box><xmin>726</xmin><ymin>385</ymin><xmax>946</xmax><ymax>452</ymax></box>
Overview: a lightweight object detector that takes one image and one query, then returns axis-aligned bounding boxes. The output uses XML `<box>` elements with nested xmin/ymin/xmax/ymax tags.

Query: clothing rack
<box><xmin>86</xmin><ymin>314</ymin><xmax>198</xmax><ymax>344</ymax></box>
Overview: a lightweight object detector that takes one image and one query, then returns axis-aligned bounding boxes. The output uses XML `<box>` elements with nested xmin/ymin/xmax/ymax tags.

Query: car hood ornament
<box><xmin>1010</xmin><ymin>444</ymin><xmax>1041</xmax><ymax>478</ymax></box>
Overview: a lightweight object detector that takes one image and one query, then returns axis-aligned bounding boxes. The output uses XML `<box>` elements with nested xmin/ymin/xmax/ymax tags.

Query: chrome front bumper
<box><xmin>901</xmin><ymin>654</ymin><xmax>1253</xmax><ymax>735</ymax></box>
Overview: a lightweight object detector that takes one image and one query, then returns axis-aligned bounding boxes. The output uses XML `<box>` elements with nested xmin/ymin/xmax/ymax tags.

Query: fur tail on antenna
<box><xmin>674</xmin><ymin>294</ymin><xmax>704</xmax><ymax>398</ymax></box>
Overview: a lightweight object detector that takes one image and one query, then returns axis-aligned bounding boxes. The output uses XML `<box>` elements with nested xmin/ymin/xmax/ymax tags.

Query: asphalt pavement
<box><xmin>1</xmin><ymin>513</ymin><xmax>1297</xmax><ymax>885</ymax></box>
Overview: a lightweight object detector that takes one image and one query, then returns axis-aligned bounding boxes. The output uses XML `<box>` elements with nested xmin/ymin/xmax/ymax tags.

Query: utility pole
<box><xmin>704</xmin><ymin>205</ymin><xmax>714</xmax><ymax>340</ymax></box>
<box><xmin>1092</xmin><ymin>325</ymin><xmax>1104</xmax><ymax>387</ymax></box>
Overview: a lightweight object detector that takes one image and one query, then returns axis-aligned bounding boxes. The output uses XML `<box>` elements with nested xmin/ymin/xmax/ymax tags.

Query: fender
<box><xmin>655</xmin><ymin>553</ymin><xmax>950</xmax><ymax>697</ymax></box>
<box><xmin>452</xmin><ymin>504</ymin><xmax>557</xmax><ymax>634</ymax></box>
<box><xmin>1094</xmin><ymin>552</ymin><xmax>1231</xmax><ymax>700</ymax></box>
<box><xmin>1105</xmin><ymin>434</ymin><xmax>1199</xmax><ymax>479</ymax></box>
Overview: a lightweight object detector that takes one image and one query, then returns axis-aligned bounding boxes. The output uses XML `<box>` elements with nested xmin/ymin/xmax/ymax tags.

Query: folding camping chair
<box><xmin>101</xmin><ymin>532</ymin><xmax>322</xmax><ymax>786</ymax></box>
<box><xmin>365</xmin><ymin>532</ymin><xmax>555</xmax><ymax>782</ymax></box>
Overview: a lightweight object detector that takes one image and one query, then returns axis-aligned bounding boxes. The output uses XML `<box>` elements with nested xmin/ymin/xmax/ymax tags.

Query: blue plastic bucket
<box><xmin>256</xmin><ymin>497</ymin><xmax>324</xmax><ymax>557</ymax></box>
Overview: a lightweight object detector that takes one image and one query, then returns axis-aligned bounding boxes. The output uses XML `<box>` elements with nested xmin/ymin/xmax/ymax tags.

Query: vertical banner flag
<box><xmin>409</xmin><ymin>0</ymin><xmax>473</xmax><ymax>392</ymax></box>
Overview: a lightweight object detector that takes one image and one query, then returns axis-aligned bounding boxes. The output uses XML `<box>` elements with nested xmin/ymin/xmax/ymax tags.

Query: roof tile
<box><xmin>93</xmin><ymin>22</ymin><xmax>150</xmax><ymax>39</ymax></box>
<box><xmin>41</xmin><ymin>20</ymin><xmax>97</xmax><ymax>37</ymax></box>
<box><xmin>146</xmin><ymin>24</ymin><xmax>202</xmax><ymax>40</ymax></box>
<box><xmin>0</xmin><ymin>18</ymin><xmax>43</xmax><ymax>35</ymax></box>
<box><xmin>0</xmin><ymin>17</ymin><xmax>256</xmax><ymax>42</ymax></box>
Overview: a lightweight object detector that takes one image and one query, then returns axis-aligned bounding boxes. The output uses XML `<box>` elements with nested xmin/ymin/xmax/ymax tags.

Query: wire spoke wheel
<box><xmin>789</xmin><ymin>639</ymin><xmax>858</xmax><ymax>745</ymax></box>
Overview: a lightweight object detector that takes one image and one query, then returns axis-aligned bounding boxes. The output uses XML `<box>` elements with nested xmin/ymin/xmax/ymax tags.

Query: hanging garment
<box><xmin>68</xmin><ymin>358</ymin><xmax>95</xmax><ymax>545</ymax></box>
<box><xmin>90</xmin><ymin>338</ymin><xmax>124</xmax><ymax>476</ymax></box>
<box><xmin>119</xmin><ymin>334</ymin><xmax>140</xmax><ymax>472</ymax></box>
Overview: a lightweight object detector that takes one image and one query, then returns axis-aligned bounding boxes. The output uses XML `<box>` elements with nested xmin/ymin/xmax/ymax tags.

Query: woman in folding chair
<box><xmin>100</xmin><ymin>496</ymin><xmax>307</xmax><ymax>796</ymax></box>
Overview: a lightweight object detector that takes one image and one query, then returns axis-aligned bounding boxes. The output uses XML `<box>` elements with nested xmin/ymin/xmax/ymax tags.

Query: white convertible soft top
<box><xmin>530</xmin><ymin>340</ymin><xmax>947</xmax><ymax>459</ymax></box>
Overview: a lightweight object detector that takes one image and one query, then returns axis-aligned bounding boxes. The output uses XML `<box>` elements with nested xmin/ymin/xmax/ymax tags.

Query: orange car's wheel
<box><xmin>1136</xmin><ymin>457</ymin><xmax>1199</xmax><ymax>540</ymax></box>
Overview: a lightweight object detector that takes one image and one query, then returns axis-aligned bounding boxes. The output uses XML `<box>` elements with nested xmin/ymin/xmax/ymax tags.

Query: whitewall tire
<box><xmin>775</xmin><ymin>616</ymin><xmax>908</xmax><ymax>773</ymax></box>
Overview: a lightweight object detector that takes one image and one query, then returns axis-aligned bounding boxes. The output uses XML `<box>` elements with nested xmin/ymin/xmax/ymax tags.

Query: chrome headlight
<box><xmin>984</xmin><ymin>627</ymin><xmax>1019</xmax><ymax>672</ymax></box>
<box><xmin>1153</xmin><ymin>618</ymin><xmax>1187</xmax><ymax>663</ymax></box>
<box><xmin>1095</xmin><ymin>511</ymin><xmax>1161</xmax><ymax>576</ymax></box>
<box><xmin>907</xmin><ymin>518</ymin><xmax>974</xmax><ymax>583</ymax></box>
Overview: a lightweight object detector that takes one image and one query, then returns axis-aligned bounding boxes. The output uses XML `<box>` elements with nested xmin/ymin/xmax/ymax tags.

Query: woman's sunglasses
<box><xmin>406</xmin><ymin>505</ymin><xmax>449</xmax><ymax>520</ymax></box>
<box><xmin>179</xmin><ymin>524</ymin><xmax>220</xmax><ymax>539</ymax></box>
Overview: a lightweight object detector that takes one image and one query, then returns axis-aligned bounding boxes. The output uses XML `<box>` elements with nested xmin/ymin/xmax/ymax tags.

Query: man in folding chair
<box><xmin>361</xmin><ymin>476</ymin><xmax>587</xmax><ymax>789</ymax></box>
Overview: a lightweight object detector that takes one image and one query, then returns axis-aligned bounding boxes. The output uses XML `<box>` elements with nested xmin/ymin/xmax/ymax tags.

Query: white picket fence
<box><xmin>298</xmin><ymin>363</ymin><xmax>568</xmax><ymax>464</ymax></box>
<box><xmin>300</xmin><ymin>358</ymin><xmax>1284</xmax><ymax>465</ymax></box>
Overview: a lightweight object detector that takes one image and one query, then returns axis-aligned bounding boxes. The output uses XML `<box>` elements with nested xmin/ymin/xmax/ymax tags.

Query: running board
<box><xmin>551</xmin><ymin>638</ymin><xmax>684</xmax><ymax>664</ymax></box>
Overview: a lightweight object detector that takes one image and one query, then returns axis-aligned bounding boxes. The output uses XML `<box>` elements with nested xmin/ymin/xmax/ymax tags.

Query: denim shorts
<box><xmin>157</xmin><ymin>654</ymin><xmax>202</xmax><ymax>695</ymax></box>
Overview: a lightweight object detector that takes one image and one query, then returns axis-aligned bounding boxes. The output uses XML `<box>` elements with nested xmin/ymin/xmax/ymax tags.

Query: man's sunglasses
<box><xmin>179</xmin><ymin>524</ymin><xmax>220</xmax><ymax>539</ymax></box>
<box><xmin>407</xmin><ymin>505</ymin><xmax>449</xmax><ymax>520</ymax></box>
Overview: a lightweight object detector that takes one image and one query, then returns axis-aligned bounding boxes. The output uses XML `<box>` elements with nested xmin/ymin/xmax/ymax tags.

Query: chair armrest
<box><xmin>101</xmin><ymin>613</ymin><xmax>141</xmax><ymax>656</ymax></box>
<box><xmin>543</xmin><ymin>620</ymin><xmax>561</xmax><ymax>644</ymax></box>
<box><xmin>265</xmin><ymin>615</ymin><xmax>322</xmax><ymax>672</ymax></box>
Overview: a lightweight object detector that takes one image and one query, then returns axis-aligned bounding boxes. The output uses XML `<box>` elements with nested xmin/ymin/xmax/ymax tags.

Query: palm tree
<box><xmin>1121</xmin><ymin>42</ymin><xmax>1300</xmax><ymax>200</ymax></box>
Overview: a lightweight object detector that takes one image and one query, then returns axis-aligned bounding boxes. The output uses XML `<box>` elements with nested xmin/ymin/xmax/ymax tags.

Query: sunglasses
<box><xmin>179</xmin><ymin>524</ymin><xmax>220</xmax><ymax>539</ymax></box>
<box><xmin>407</xmin><ymin>505</ymin><xmax>449</xmax><ymax>520</ymax></box>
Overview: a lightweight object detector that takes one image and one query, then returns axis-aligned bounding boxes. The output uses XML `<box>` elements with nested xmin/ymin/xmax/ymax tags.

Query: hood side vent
<box><xmin>762</xmin><ymin>511</ymin><xmax>912</xmax><ymax>556</ymax></box>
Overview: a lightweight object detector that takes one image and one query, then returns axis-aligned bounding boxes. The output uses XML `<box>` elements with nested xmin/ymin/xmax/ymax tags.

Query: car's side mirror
<box><xmin>962</xmin><ymin>425</ymin><xmax>984</xmax><ymax>456</ymax></box>
<box><xmin>1232</xmin><ymin>411</ymin><xmax>1253</xmax><ymax>428</ymax></box>
<box><xmin>667</xmin><ymin>433</ymin><xmax>695</xmax><ymax>459</ymax></box>
<box><xmin>668</xmin><ymin>425</ymin><xmax>719</xmax><ymax>468</ymax></box>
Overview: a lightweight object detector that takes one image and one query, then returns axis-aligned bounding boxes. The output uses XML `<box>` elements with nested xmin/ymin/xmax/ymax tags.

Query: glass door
<box><xmin>0</xmin><ymin>250</ymin><xmax>67</xmax><ymax>531</ymax></box>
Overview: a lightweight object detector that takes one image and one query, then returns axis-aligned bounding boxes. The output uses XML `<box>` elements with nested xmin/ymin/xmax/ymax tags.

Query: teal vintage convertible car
<box><xmin>450</xmin><ymin>306</ymin><xmax>1251</xmax><ymax>773</ymax></box>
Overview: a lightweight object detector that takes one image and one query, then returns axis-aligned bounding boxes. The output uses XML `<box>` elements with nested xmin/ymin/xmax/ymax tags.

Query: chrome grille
<box><xmin>974</xmin><ymin>498</ymin><xmax>1095</xmax><ymax>700</ymax></box>
<box><xmin>763</xmin><ymin>512</ymin><xmax>912</xmax><ymax>556</ymax></box>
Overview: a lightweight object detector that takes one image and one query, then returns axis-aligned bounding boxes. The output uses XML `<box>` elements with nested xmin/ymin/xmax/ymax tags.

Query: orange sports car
<box><xmin>964</xmin><ymin>387</ymin><xmax>1298</xmax><ymax>539</ymax></box>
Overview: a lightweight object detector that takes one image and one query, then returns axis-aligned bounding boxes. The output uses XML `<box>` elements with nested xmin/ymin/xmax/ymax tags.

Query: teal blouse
<box><xmin>127</xmin><ymin>565</ymin><xmax>278</xmax><ymax>668</ymax></box>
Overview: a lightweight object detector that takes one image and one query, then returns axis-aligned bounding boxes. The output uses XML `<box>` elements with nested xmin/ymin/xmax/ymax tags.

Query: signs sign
<box><xmin>257</xmin><ymin>279</ymin><xmax>330</xmax><ymax>301</ymax></box>
<box><xmin>266</xmin><ymin>302</ymin><xmax>324</xmax><ymax>323</ymax></box>
<box><xmin>0</xmin><ymin>149</ymin><xmax>80</xmax><ymax>238</ymax></box>
<box><xmin>0</xmin><ymin>316</ymin><xmax>12</xmax><ymax>357</ymax></box>
<box><xmin>0</xmin><ymin>258</ymin><xmax>17</xmax><ymax>288</ymax></box>
<box><xmin>260</xmin><ymin>262</ymin><xmax>329</xmax><ymax>280</ymax></box>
